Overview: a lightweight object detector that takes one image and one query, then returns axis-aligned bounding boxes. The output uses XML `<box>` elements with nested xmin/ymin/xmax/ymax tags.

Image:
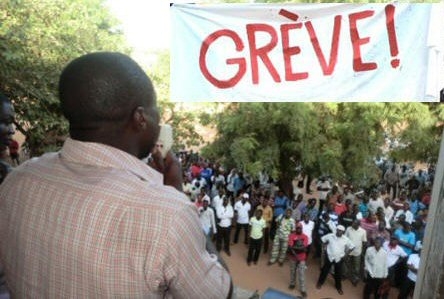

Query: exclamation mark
<box><xmin>385</xmin><ymin>4</ymin><xmax>400</xmax><ymax>68</ymax></box>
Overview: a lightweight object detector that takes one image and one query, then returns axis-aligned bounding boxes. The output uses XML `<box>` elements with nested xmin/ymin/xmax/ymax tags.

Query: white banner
<box><xmin>170</xmin><ymin>3</ymin><xmax>443</xmax><ymax>102</ymax></box>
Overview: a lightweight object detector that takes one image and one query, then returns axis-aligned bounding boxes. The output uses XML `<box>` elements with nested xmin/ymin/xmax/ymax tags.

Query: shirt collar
<box><xmin>60</xmin><ymin>138</ymin><xmax>162</xmax><ymax>184</ymax></box>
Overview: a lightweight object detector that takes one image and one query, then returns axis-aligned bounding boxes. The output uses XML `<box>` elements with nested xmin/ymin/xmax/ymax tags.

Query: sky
<box><xmin>106</xmin><ymin>0</ymin><xmax>175</xmax><ymax>67</ymax></box>
<box><xmin>107</xmin><ymin>0</ymin><xmax>171</xmax><ymax>51</ymax></box>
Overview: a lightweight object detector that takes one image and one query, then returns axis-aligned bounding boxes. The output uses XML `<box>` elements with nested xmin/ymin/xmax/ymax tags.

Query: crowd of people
<box><xmin>0</xmin><ymin>51</ymin><xmax>436</xmax><ymax>299</ymax></box>
<box><xmin>182</xmin><ymin>156</ymin><xmax>433</xmax><ymax>299</ymax></box>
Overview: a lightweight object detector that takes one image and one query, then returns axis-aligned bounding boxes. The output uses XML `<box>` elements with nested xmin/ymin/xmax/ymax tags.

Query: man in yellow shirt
<box><xmin>247</xmin><ymin>209</ymin><xmax>266</xmax><ymax>265</ymax></box>
<box><xmin>256</xmin><ymin>195</ymin><xmax>273</xmax><ymax>253</ymax></box>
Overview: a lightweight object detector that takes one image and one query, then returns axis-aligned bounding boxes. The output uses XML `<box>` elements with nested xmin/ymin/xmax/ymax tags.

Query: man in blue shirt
<box><xmin>394</xmin><ymin>222</ymin><xmax>416</xmax><ymax>256</ymax></box>
<box><xmin>233</xmin><ymin>172</ymin><xmax>246</xmax><ymax>197</ymax></box>
<box><xmin>271</xmin><ymin>190</ymin><xmax>289</xmax><ymax>240</ymax></box>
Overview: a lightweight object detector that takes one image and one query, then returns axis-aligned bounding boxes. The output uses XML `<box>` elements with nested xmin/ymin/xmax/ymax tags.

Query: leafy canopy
<box><xmin>0</xmin><ymin>0</ymin><xmax>129</xmax><ymax>155</ymax></box>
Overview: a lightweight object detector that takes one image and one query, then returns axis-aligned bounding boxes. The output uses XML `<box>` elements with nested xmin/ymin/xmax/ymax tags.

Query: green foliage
<box><xmin>387</xmin><ymin>103</ymin><xmax>444</xmax><ymax>164</ymax></box>
<box><xmin>148</xmin><ymin>50</ymin><xmax>217</xmax><ymax>150</ymax></box>
<box><xmin>0</xmin><ymin>0</ymin><xmax>129</xmax><ymax>156</ymax></box>
<box><xmin>203</xmin><ymin>103</ymin><xmax>442</xmax><ymax>191</ymax></box>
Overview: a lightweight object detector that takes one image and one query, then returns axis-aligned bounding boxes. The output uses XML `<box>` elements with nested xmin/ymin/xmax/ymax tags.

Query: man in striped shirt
<box><xmin>0</xmin><ymin>52</ymin><xmax>232</xmax><ymax>298</ymax></box>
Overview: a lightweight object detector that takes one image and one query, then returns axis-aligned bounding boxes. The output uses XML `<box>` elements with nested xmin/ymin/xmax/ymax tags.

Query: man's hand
<box><xmin>149</xmin><ymin>150</ymin><xmax>183</xmax><ymax>192</ymax></box>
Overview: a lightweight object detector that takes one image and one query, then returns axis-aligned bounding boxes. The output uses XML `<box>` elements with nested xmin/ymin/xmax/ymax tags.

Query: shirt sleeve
<box><xmin>383</xmin><ymin>253</ymin><xmax>388</xmax><ymax>278</ymax></box>
<box><xmin>399</xmin><ymin>246</ymin><xmax>408</xmax><ymax>258</ymax></box>
<box><xmin>364</xmin><ymin>249</ymin><xmax>374</xmax><ymax>277</ymax></box>
<box><xmin>211</xmin><ymin>210</ymin><xmax>217</xmax><ymax>234</ymax></box>
<box><xmin>408</xmin><ymin>233</ymin><xmax>416</xmax><ymax>246</ymax></box>
<box><xmin>321</xmin><ymin>234</ymin><xmax>330</xmax><ymax>243</ymax></box>
<box><xmin>347</xmin><ymin>237</ymin><xmax>356</xmax><ymax>251</ymax></box>
<box><xmin>227</xmin><ymin>206</ymin><xmax>234</xmax><ymax>218</ymax></box>
<box><xmin>407</xmin><ymin>254</ymin><xmax>414</xmax><ymax>266</ymax></box>
<box><xmin>162</xmin><ymin>204</ymin><xmax>231</xmax><ymax>298</ymax></box>
<box><xmin>362</xmin><ymin>230</ymin><xmax>368</xmax><ymax>243</ymax></box>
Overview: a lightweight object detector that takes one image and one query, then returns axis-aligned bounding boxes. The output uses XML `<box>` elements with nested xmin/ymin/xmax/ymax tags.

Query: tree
<box><xmin>202</xmin><ymin>103</ymin><xmax>442</xmax><ymax>195</ymax></box>
<box><xmin>0</xmin><ymin>0</ymin><xmax>129</xmax><ymax>156</ymax></box>
<box><xmin>147</xmin><ymin>51</ymin><xmax>208</xmax><ymax>150</ymax></box>
<box><xmin>202</xmin><ymin>102</ymin><xmax>325</xmax><ymax>195</ymax></box>
<box><xmin>384</xmin><ymin>103</ymin><xmax>444</xmax><ymax>165</ymax></box>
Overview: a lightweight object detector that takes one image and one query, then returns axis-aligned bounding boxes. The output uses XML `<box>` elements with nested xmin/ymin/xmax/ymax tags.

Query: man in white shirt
<box><xmin>317</xmin><ymin>177</ymin><xmax>332</xmax><ymax>214</ymax></box>
<box><xmin>300</xmin><ymin>213</ymin><xmax>315</xmax><ymax>256</ymax></box>
<box><xmin>364</xmin><ymin>237</ymin><xmax>388</xmax><ymax>299</ymax></box>
<box><xmin>233</xmin><ymin>193</ymin><xmax>251</xmax><ymax>245</ymax></box>
<box><xmin>316</xmin><ymin>225</ymin><xmax>355</xmax><ymax>295</ymax></box>
<box><xmin>383</xmin><ymin>237</ymin><xmax>407</xmax><ymax>285</ymax></box>
<box><xmin>199</xmin><ymin>199</ymin><xmax>217</xmax><ymax>241</ymax></box>
<box><xmin>394</xmin><ymin>202</ymin><xmax>414</xmax><ymax>224</ymax></box>
<box><xmin>226</xmin><ymin>169</ymin><xmax>238</xmax><ymax>197</ymax></box>
<box><xmin>368</xmin><ymin>191</ymin><xmax>384</xmax><ymax>215</ymax></box>
<box><xmin>190</xmin><ymin>175</ymin><xmax>206</xmax><ymax>201</ymax></box>
<box><xmin>398</xmin><ymin>241</ymin><xmax>421</xmax><ymax>299</ymax></box>
<box><xmin>345</xmin><ymin>220</ymin><xmax>368</xmax><ymax>286</ymax></box>
<box><xmin>212</xmin><ymin>187</ymin><xmax>226</xmax><ymax>211</ymax></box>
<box><xmin>383</xmin><ymin>198</ymin><xmax>395</xmax><ymax>229</ymax></box>
<box><xmin>182</xmin><ymin>176</ymin><xmax>193</xmax><ymax>200</ymax></box>
<box><xmin>216</xmin><ymin>197</ymin><xmax>234</xmax><ymax>256</ymax></box>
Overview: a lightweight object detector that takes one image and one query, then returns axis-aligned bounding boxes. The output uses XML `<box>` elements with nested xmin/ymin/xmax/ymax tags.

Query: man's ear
<box><xmin>132</xmin><ymin>106</ymin><xmax>147</xmax><ymax>131</ymax></box>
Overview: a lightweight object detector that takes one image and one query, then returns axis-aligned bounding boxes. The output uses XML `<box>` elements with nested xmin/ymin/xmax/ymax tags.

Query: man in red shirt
<box><xmin>287</xmin><ymin>222</ymin><xmax>309</xmax><ymax>298</ymax></box>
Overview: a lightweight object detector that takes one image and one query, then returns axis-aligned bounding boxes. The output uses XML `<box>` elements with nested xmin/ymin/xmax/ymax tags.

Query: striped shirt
<box><xmin>0</xmin><ymin>138</ymin><xmax>230</xmax><ymax>298</ymax></box>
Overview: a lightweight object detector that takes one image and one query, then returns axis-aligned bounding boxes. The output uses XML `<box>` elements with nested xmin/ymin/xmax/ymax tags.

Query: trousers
<box><xmin>247</xmin><ymin>237</ymin><xmax>263</xmax><ymax>263</ymax></box>
<box><xmin>317</xmin><ymin>257</ymin><xmax>344</xmax><ymax>291</ymax></box>
<box><xmin>269</xmin><ymin>236</ymin><xmax>288</xmax><ymax>264</ymax></box>
<box><xmin>289</xmin><ymin>260</ymin><xmax>307</xmax><ymax>292</ymax></box>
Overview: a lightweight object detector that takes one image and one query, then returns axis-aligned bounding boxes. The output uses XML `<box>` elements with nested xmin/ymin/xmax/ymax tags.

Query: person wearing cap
<box><xmin>363</xmin><ymin>237</ymin><xmax>388</xmax><ymax>299</ymax></box>
<box><xmin>397</xmin><ymin>241</ymin><xmax>422</xmax><ymax>299</ymax></box>
<box><xmin>246</xmin><ymin>209</ymin><xmax>266</xmax><ymax>266</ymax></box>
<box><xmin>233</xmin><ymin>193</ymin><xmax>251</xmax><ymax>245</ymax></box>
<box><xmin>287</xmin><ymin>222</ymin><xmax>309</xmax><ymax>298</ymax></box>
<box><xmin>316</xmin><ymin>224</ymin><xmax>355</xmax><ymax>295</ymax></box>
<box><xmin>198</xmin><ymin>199</ymin><xmax>217</xmax><ymax>242</ymax></box>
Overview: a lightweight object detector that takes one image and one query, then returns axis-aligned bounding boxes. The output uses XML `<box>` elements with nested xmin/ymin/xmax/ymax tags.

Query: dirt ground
<box><xmin>225</xmin><ymin>181</ymin><xmax>400</xmax><ymax>299</ymax></box>
<box><xmin>225</xmin><ymin>239</ymin><xmax>399</xmax><ymax>299</ymax></box>
<box><xmin>225</xmin><ymin>237</ymin><xmax>359</xmax><ymax>299</ymax></box>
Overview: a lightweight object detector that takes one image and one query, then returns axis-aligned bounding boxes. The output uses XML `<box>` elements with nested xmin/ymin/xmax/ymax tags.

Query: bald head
<box><xmin>59</xmin><ymin>52</ymin><xmax>156</xmax><ymax>127</ymax></box>
<box><xmin>59</xmin><ymin>52</ymin><xmax>160</xmax><ymax>158</ymax></box>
